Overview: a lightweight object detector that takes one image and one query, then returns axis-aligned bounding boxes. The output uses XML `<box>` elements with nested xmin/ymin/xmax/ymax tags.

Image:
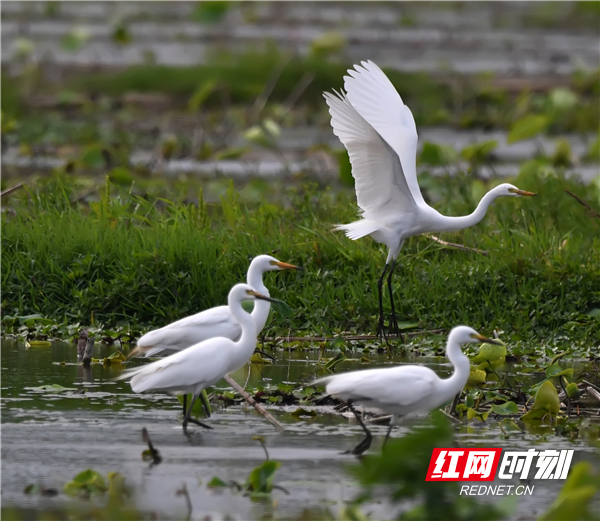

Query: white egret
<box><xmin>130</xmin><ymin>255</ymin><xmax>301</xmax><ymax>358</ymax></box>
<box><xmin>313</xmin><ymin>326</ymin><xmax>501</xmax><ymax>455</ymax></box>
<box><xmin>117</xmin><ymin>284</ymin><xmax>280</xmax><ymax>430</ymax></box>
<box><xmin>324</xmin><ymin>60</ymin><xmax>536</xmax><ymax>338</ymax></box>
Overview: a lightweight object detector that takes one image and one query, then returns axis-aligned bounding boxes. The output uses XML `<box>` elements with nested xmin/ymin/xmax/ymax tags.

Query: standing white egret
<box><xmin>324</xmin><ymin>60</ymin><xmax>536</xmax><ymax>338</ymax></box>
<box><xmin>130</xmin><ymin>255</ymin><xmax>301</xmax><ymax>358</ymax></box>
<box><xmin>313</xmin><ymin>326</ymin><xmax>501</xmax><ymax>455</ymax></box>
<box><xmin>118</xmin><ymin>284</ymin><xmax>280</xmax><ymax>430</ymax></box>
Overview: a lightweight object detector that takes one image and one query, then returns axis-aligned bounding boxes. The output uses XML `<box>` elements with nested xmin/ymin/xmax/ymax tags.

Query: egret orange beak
<box><xmin>274</xmin><ymin>261</ymin><xmax>303</xmax><ymax>270</ymax></box>
<box><xmin>471</xmin><ymin>333</ymin><xmax>503</xmax><ymax>345</ymax></box>
<box><xmin>510</xmin><ymin>189</ymin><xmax>537</xmax><ymax>196</ymax></box>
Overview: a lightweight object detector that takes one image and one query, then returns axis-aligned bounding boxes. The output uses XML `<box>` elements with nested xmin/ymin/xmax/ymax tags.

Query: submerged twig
<box><xmin>142</xmin><ymin>427</ymin><xmax>162</xmax><ymax>466</ymax></box>
<box><xmin>175</xmin><ymin>483</ymin><xmax>192</xmax><ymax>521</ymax></box>
<box><xmin>427</xmin><ymin>235</ymin><xmax>489</xmax><ymax>256</ymax></box>
<box><xmin>224</xmin><ymin>374</ymin><xmax>283</xmax><ymax>431</ymax></box>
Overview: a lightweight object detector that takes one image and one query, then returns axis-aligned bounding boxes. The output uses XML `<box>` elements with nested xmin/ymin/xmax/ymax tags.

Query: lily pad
<box><xmin>27</xmin><ymin>340</ymin><xmax>52</xmax><ymax>347</ymax></box>
<box><xmin>467</xmin><ymin>408</ymin><xmax>489</xmax><ymax>422</ymax></box>
<box><xmin>472</xmin><ymin>341</ymin><xmax>506</xmax><ymax>364</ymax></box>
<box><xmin>290</xmin><ymin>407</ymin><xmax>317</xmax><ymax>419</ymax></box>
<box><xmin>250</xmin><ymin>353</ymin><xmax>273</xmax><ymax>364</ymax></box>
<box><xmin>466</xmin><ymin>368</ymin><xmax>487</xmax><ymax>387</ymax></box>
<box><xmin>521</xmin><ymin>381</ymin><xmax>560</xmax><ymax>422</ymax></box>
<box><xmin>491</xmin><ymin>401</ymin><xmax>519</xmax><ymax>416</ymax></box>
<box><xmin>29</xmin><ymin>384</ymin><xmax>76</xmax><ymax>392</ymax></box>
<box><xmin>545</xmin><ymin>364</ymin><xmax>574</xmax><ymax>380</ymax></box>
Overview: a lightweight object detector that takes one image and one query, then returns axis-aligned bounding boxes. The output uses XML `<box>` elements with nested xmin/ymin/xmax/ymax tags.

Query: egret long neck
<box><xmin>438</xmin><ymin>334</ymin><xmax>471</xmax><ymax>400</ymax></box>
<box><xmin>246</xmin><ymin>264</ymin><xmax>271</xmax><ymax>334</ymax></box>
<box><xmin>228</xmin><ymin>294</ymin><xmax>258</xmax><ymax>371</ymax></box>
<box><xmin>434</xmin><ymin>189</ymin><xmax>501</xmax><ymax>233</ymax></box>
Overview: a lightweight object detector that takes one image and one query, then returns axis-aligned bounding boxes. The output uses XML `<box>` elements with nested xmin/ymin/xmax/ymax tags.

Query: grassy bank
<box><xmin>2</xmin><ymin>168</ymin><xmax>599</xmax><ymax>347</ymax></box>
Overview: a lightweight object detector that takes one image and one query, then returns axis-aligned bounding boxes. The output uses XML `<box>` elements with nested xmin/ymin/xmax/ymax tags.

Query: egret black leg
<box><xmin>182</xmin><ymin>394</ymin><xmax>187</xmax><ymax>415</ymax></box>
<box><xmin>382</xmin><ymin>423</ymin><xmax>394</xmax><ymax>450</ymax></box>
<box><xmin>376</xmin><ymin>263</ymin><xmax>390</xmax><ymax>341</ymax></box>
<box><xmin>386</xmin><ymin>259</ymin><xmax>403</xmax><ymax>341</ymax></box>
<box><xmin>182</xmin><ymin>393</ymin><xmax>213</xmax><ymax>430</ymax></box>
<box><xmin>344</xmin><ymin>401</ymin><xmax>373</xmax><ymax>456</ymax></box>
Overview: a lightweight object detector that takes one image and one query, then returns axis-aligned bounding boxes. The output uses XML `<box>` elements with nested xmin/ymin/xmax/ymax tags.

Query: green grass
<box><xmin>3</xmin><ymin>49</ymin><xmax>599</xmax><ymax>133</ymax></box>
<box><xmin>2</xmin><ymin>168</ymin><xmax>599</xmax><ymax>346</ymax></box>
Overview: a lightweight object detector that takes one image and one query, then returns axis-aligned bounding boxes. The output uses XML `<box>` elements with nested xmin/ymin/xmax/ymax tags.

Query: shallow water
<box><xmin>1</xmin><ymin>339</ymin><xmax>599</xmax><ymax>520</ymax></box>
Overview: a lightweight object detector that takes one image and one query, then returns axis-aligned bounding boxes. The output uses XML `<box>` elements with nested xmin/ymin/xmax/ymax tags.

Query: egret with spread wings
<box><xmin>325</xmin><ymin>61</ymin><xmax>536</xmax><ymax>338</ymax></box>
<box><xmin>314</xmin><ymin>326</ymin><xmax>501</xmax><ymax>455</ymax></box>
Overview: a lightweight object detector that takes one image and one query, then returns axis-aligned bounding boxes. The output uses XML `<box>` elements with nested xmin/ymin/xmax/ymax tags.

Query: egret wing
<box><xmin>323</xmin><ymin>366</ymin><xmax>435</xmax><ymax>407</ymax></box>
<box><xmin>120</xmin><ymin>338</ymin><xmax>233</xmax><ymax>393</ymax></box>
<box><xmin>324</xmin><ymin>91</ymin><xmax>418</xmax><ymax>219</ymax></box>
<box><xmin>344</xmin><ymin>61</ymin><xmax>427</xmax><ymax>209</ymax></box>
<box><xmin>136</xmin><ymin>306</ymin><xmax>239</xmax><ymax>355</ymax></box>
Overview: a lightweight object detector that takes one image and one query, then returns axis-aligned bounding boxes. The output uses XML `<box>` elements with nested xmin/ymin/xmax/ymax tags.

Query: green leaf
<box><xmin>250</xmin><ymin>353</ymin><xmax>272</xmax><ymax>364</ymax></box>
<box><xmin>460</xmin><ymin>140</ymin><xmax>498</xmax><ymax>165</ymax></box>
<box><xmin>245</xmin><ymin>460</ymin><xmax>281</xmax><ymax>493</ymax></box>
<box><xmin>207</xmin><ymin>476</ymin><xmax>229</xmax><ymax>488</ymax></box>
<box><xmin>521</xmin><ymin>381</ymin><xmax>560</xmax><ymax>422</ymax></box>
<box><xmin>30</xmin><ymin>384</ymin><xmax>75</xmax><ymax>392</ymax></box>
<box><xmin>309</xmin><ymin>32</ymin><xmax>346</xmax><ymax>58</ymax></box>
<box><xmin>335</xmin><ymin>149</ymin><xmax>353</xmax><ymax>187</ymax></box>
<box><xmin>188</xmin><ymin>80</ymin><xmax>217</xmax><ymax>112</ymax></box>
<box><xmin>566</xmin><ymin>383</ymin><xmax>580</xmax><ymax>400</ymax></box>
<box><xmin>491</xmin><ymin>401</ymin><xmax>519</xmax><ymax>415</ymax></box>
<box><xmin>471</xmin><ymin>341</ymin><xmax>506</xmax><ymax>364</ymax></box>
<box><xmin>466</xmin><ymin>408</ymin><xmax>489</xmax><ymax>422</ymax></box>
<box><xmin>545</xmin><ymin>365</ymin><xmax>574</xmax><ymax>380</ymax></box>
<box><xmin>466</xmin><ymin>368</ymin><xmax>487</xmax><ymax>388</ymax></box>
<box><xmin>290</xmin><ymin>407</ymin><xmax>317</xmax><ymax>419</ymax></box>
<box><xmin>549</xmin><ymin>88</ymin><xmax>578</xmax><ymax>113</ymax></box>
<box><xmin>191</xmin><ymin>1</ymin><xmax>231</xmax><ymax>24</ymax></box>
<box><xmin>538</xmin><ymin>462</ymin><xmax>599</xmax><ymax>521</ymax></box>
<box><xmin>419</xmin><ymin>142</ymin><xmax>457</xmax><ymax>166</ymax></box>
<box><xmin>507</xmin><ymin>114</ymin><xmax>548</xmax><ymax>143</ymax></box>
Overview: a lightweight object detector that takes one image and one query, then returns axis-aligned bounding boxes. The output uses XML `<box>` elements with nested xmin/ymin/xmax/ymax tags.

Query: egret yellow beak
<box><xmin>273</xmin><ymin>261</ymin><xmax>303</xmax><ymax>270</ymax></box>
<box><xmin>471</xmin><ymin>333</ymin><xmax>503</xmax><ymax>345</ymax></box>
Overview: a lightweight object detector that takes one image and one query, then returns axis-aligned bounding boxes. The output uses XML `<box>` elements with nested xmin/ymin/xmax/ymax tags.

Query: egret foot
<box><xmin>183</xmin><ymin>418</ymin><xmax>213</xmax><ymax>430</ymax></box>
<box><xmin>343</xmin><ymin>433</ymin><xmax>373</xmax><ymax>456</ymax></box>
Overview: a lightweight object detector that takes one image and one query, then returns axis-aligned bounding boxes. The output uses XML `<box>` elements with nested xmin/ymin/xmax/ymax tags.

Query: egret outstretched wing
<box><xmin>324</xmin><ymin>90</ymin><xmax>418</xmax><ymax>219</ymax></box>
<box><xmin>344</xmin><ymin>60</ymin><xmax>427</xmax><ymax>209</ymax></box>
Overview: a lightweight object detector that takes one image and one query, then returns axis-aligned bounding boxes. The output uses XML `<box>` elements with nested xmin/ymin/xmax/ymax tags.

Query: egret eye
<box><xmin>508</xmin><ymin>188</ymin><xmax>517</xmax><ymax>194</ymax></box>
<box><xmin>269</xmin><ymin>260</ymin><xmax>277</xmax><ymax>265</ymax></box>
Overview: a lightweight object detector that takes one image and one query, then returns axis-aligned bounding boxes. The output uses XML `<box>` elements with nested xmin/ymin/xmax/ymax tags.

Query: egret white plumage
<box><xmin>130</xmin><ymin>255</ymin><xmax>300</xmax><ymax>358</ymax></box>
<box><xmin>324</xmin><ymin>61</ymin><xmax>536</xmax><ymax>338</ymax></box>
<box><xmin>313</xmin><ymin>326</ymin><xmax>501</xmax><ymax>455</ymax></box>
<box><xmin>118</xmin><ymin>284</ymin><xmax>280</xmax><ymax>430</ymax></box>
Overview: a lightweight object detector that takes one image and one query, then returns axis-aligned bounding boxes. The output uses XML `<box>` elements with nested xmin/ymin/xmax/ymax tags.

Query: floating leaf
<box><xmin>64</xmin><ymin>469</ymin><xmax>107</xmax><ymax>497</ymax></box>
<box><xmin>28</xmin><ymin>340</ymin><xmax>51</xmax><ymax>347</ymax></box>
<box><xmin>30</xmin><ymin>384</ymin><xmax>76</xmax><ymax>392</ymax></box>
<box><xmin>491</xmin><ymin>401</ymin><xmax>519</xmax><ymax>415</ymax></box>
<box><xmin>290</xmin><ymin>407</ymin><xmax>317</xmax><ymax>419</ymax></box>
<box><xmin>250</xmin><ymin>353</ymin><xmax>272</xmax><ymax>364</ymax></box>
<box><xmin>466</xmin><ymin>408</ymin><xmax>489</xmax><ymax>422</ymax></box>
<box><xmin>245</xmin><ymin>460</ymin><xmax>281</xmax><ymax>494</ymax></box>
<box><xmin>207</xmin><ymin>476</ymin><xmax>229</xmax><ymax>488</ymax></box>
<box><xmin>507</xmin><ymin>114</ymin><xmax>548</xmax><ymax>143</ymax></box>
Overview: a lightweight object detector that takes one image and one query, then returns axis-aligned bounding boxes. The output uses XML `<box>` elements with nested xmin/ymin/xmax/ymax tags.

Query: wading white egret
<box><xmin>324</xmin><ymin>60</ymin><xmax>536</xmax><ymax>338</ymax></box>
<box><xmin>130</xmin><ymin>255</ymin><xmax>301</xmax><ymax>358</ymax></box>
<box><xmin>313</xmin><ymin>326</ymin><xmax>501</xmax><ymax>455</ymax></box>
<box><xmin>118</xmin><ymin>284</ymin><xmax>280</xmax><ymax>430</ymax></box>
